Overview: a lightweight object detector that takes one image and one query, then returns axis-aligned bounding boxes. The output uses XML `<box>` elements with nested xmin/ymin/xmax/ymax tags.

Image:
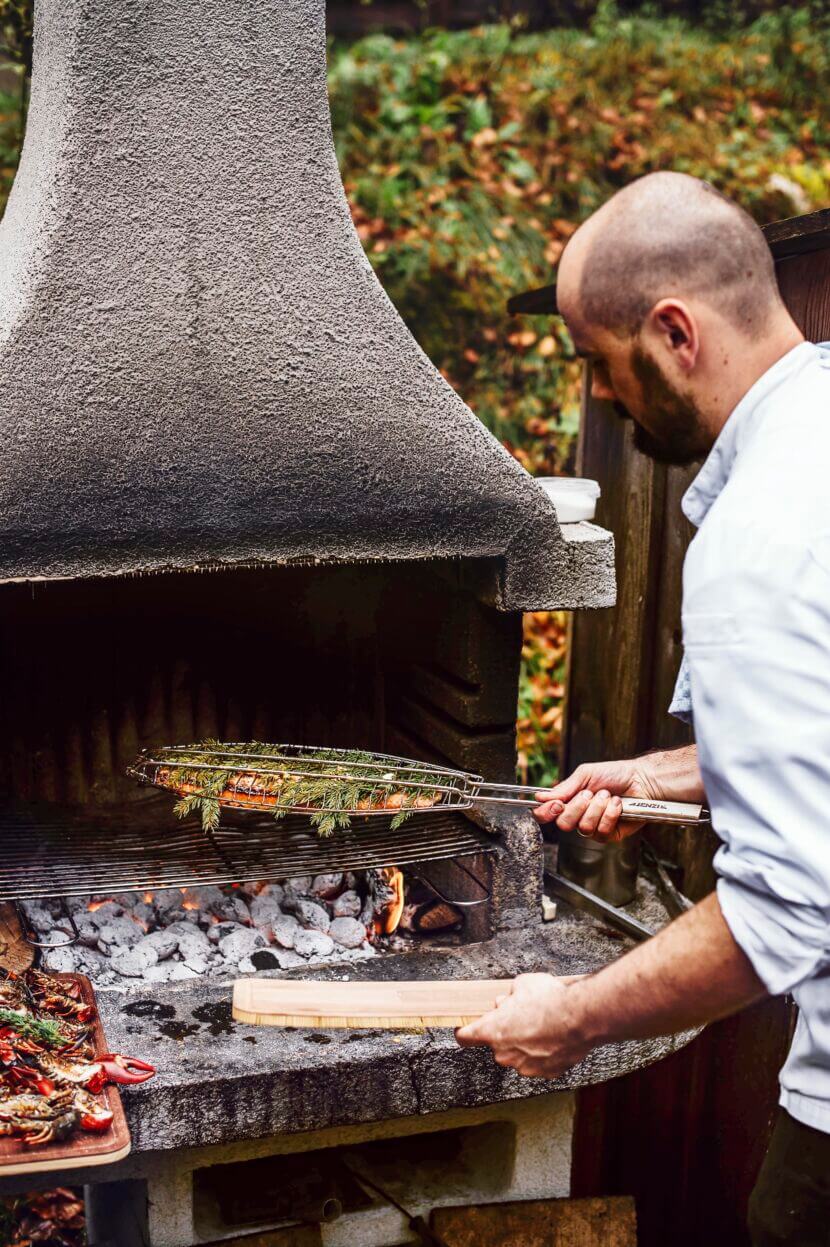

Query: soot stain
<box><xmin>305</xmin><ymin>1033</ymin><xmax>332</xmax><ymax>1045</ymax></box>
<box><xmin>191</xmin><ymin>1001</ymin><xmax>236</xmax><ymax>1037</ymax></box>
<box><xmin>156</xmin><ymin>1020</ymin><xmax>201</xmax><ymax>1042</ymax></box>
<box><xmin>121</xmin><ymin>999</ymin><xmax>175</xmax><ymax>1021</ymax></box>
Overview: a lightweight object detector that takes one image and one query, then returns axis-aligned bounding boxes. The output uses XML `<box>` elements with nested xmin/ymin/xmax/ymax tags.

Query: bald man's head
<box><xmin>559</xmin><ymin>171</ymin><xmax>781</xmax><ymax>338</ymax></box>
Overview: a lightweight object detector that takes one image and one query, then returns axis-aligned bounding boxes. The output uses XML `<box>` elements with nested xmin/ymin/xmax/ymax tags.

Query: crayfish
<box><xmin>0</xmin><ymin>970</ymin><xmax>155</xmax><ymax>1148</ymax></box>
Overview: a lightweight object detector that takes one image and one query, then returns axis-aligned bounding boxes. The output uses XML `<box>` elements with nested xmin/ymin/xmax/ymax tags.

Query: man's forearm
<box><xmin>569</xmin><ymin>891</ymin><xmax>766</xmax><ymax>1046</ymax></box>
<box><xmin>641</xmin><ymin>743</ymin><xmax>703</xmax><ymax>803</ymax></box>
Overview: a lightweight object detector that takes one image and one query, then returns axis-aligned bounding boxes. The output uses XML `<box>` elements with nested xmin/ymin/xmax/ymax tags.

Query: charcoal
<box><xmin>42</xmin><ymin>945</ymin><xmax>80</xmax><ymax>973</ymax></box>
<box><xmin>140</xmin><ymin>929</ymin><xmax>179</xmax><ymax>961</ymax></box>
<box><xmin>112</xmin><ymin>943</ymin><xmax>160</xmax><ymax>977</ymax></box>
<box><xmin>295</xmin><ymin>900</ymin><xmax>331</xmax><ymax>933</ymax></box>
<box><xmin>168</xmin><ymin>962</ymin><xmax>200</xmax><ymax>981</ymax></box>
<box><xmin>184</xmin><ymin>886</ymin><xmax>224</xmax><ymax>910</ymax></box>
<box><xmin>153</xmin><ymin>889</ymin><xmax>186</xmax><ymax>916</ymax></box>
<box><xmin>23</xmin><ymin>904</ymin><xmax>57</xmax><ymax>935</ymax></box>
<box><xmin>345</xmin><ymin>872</ymin><xmax>359</xmax><ymax>890</ymax></box>
<box><xmin>175</xmin><ymin>927</ymin><xmax>212</xmax><ymax>960</ymax></box>
<box><xmin>329</xmin><ymin>917</ymin><xmax>366</xmax><ymax>949</ymax></box>
<box><xmin>131</xmin><ymin>902</ymin><xmax>157</xmax><ymax>930</ymax></box>
<box><xmin>294</xmin><ymin>929</ymin><xmax>335</xmax><ymax>959</ymax></box>
<box><xmin>86</xmin><ymin>901</ymin><xmax>124</xmax><ymax>925</ymax></box>
<box><xmin>143</xmin><ymin>962</ymin><xmax>178</xmax><ymax>984</ymax></box>
<box><xmin>207</xmin><ymin>920</ymin><xmax>246</xmax><ymax>945</ymax></box>
<box><xmin>272</xmin><ymin>948</ymin><xmax>305</xmax><ymax>969</ymax></box>
<box><xmin>218</xmin><ymin>927</ymin><xmax>267</xmax><ymax>964</ymax></box>
<box><xmin>311</xmin><ymin>873</ymin><xmax>344</xmax><ymax>899</ymax></box>
<box><xmin>183</xmin><ymin>954</ymin><xmax>210</xmax><ymax>974</ymax></box>
<box><xmin>256</xmin><ymin>882</ymin><xmax>285</xmax><ymax>905</ymax></box>
<box><xmin>111</xmin><ymin>891</ymin><xmax>142</xmax><ymax>909</ymax></box>
<box><xmin>360</xmin><ymin>898</ymin><xmax>375</xmax><ymax>930</ymax></box>
<box><xmin>249</xmin><ymin>896</ymin><xmax>283</xmax><ymax>931</ymax></box>
<box><xmin>75</xmin><ymin>917</ymin><xmax>102</xmax><ymax>949</ymax></box>
<box><xmin>286</xmin><ymin>875</ymin><xmax>313</xmax><ymax>893</ymax></box>
<box><xmin>210</xmin><ymin>895</ymin><xmax>251</xmax><ymax>925</ymax></box>
<box><xmin>271</xmin><ymin>914</ymin><xmax>300</xmax><ymax>949</ymax></box>
<box><xmin>332</xmin><ymin>890</ymin><xmax>361</xmax><ymax>919</ymax></box>
<box><xmin>97</xmin><ymin>916</ymin><xmax>144</xmax><ymax>951</ymax></box>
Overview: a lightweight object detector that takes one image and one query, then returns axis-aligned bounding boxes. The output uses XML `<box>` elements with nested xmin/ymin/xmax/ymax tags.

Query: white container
<box><xmin>536</xmin><ymin>477</ymin><xmax>601</xmax><ymax>523</ymax></box>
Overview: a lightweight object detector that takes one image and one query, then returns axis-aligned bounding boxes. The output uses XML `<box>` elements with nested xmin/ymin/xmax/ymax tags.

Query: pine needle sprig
<box><xmin>147</xmin><ymin>741</ymin><xmax>448</xmax><ymax>836</ymax></box>
<box><xmin>0</xmin><ymin>1007</ymin><xmax>66</xmax><ymax>1048</ymax></box>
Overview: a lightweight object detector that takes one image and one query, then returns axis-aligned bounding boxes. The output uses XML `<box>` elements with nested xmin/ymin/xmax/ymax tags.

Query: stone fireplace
<box><xmin>0</xmin><ymin>0</ymin><xmax>694</xmax><ymax>1243</ymax></box>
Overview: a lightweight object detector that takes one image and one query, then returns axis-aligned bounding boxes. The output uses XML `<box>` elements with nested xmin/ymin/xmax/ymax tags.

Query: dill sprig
<box><xmin>147</xmin><ymin>741</ymin><xmax>447</xmax><ymax>836</ymax></box>
<box><xmin>0</xmin><ymin>1007</ymin><xmax>66</xmax><ymax>1048</ymax></box>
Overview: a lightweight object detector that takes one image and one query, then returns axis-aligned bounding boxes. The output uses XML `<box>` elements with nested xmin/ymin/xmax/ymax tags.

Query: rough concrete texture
<box><xmin>0</xmin><ymin>0</ymin><xmax>615</xmax><ymax>611</ymax></box>
<box><xmin>66</xmin><ymin>896</ymin><xmax>698</xmax><ymax>1161</ymax></box>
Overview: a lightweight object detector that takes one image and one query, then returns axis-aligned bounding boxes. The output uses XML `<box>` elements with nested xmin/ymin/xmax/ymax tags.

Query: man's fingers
<box><xmin>533</xmin><ymin>798</ymin><xmax>564</xmax><ymax>823</ymax></box>
<box><xmin>595</xmin><ymin>795</ymin><xmax>624</xmax><ymax>840</ymax></box>
<box><xmin>545</xmin><ymin>767</ymin><xmax>591</xmax><ymax>803</ymax></box>
<box><xmin>576</xmin><ymin>789</ymin><xmax>611</xmax><ymax>835</ymax></box>
<box><xmin>555</xmin><ymin>789</ymin><xmax>594</xmax><ymax>832</ymax></box>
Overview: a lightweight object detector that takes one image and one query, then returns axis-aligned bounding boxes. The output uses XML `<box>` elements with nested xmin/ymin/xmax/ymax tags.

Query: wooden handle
<box><xmin>232</xmin><ymin>977</ymin><xmax>508</xmax><ymax>1029</ymax></box>
<box><xmin>620</xmin><ymin>798</ymin><xmax>705</xmax><ymax>824</ymax></box>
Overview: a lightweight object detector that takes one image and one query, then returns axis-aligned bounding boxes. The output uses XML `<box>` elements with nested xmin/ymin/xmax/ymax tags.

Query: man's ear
<box><xmin>645</xmin><ymin>299</ymin><xmax>699</xmax><ymax>371</ymax></box>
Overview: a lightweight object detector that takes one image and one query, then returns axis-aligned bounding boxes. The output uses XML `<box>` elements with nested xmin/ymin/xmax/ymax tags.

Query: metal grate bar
<box><xmin>0</xmin><ymin>798</ymin><xmax>497</xmax><ymax>901</ymax></box>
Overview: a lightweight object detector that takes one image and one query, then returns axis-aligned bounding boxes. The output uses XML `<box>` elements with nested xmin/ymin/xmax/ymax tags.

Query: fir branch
<box><xmin>152</xmin><ymin>741</ymin><xmax>446</xmax><ymax>836</ymax></box>
<box><xmin>0</xmin><ymin>1007</ymin><xmax>65</xmax><ymax>1048</ymax></box>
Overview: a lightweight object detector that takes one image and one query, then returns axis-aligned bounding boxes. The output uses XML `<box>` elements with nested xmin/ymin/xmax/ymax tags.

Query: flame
<box><xmin>143</xmin><ymin>892</ymin><xmax>154</xmax><ymax>904</ymax></box>
<box><xmin>381</xmin><ymin>868</ymin><xmax>405</xmax><ymax>935</ymax></box>
<box><xmin>87</xmin><ymin>899</ymin><xmax>112</xmax><ymax>913</ymax></box>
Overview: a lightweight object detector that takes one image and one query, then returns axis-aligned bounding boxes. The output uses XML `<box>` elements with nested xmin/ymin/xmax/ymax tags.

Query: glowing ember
<box><xmin>381</xmin><ymin>868</ymin><xmax>405</xmax><ymax>935</ymax></box>
<box><xmin>87</xmin><ymin>899</ymin><xmax>112</xmax><ymax>913</ymax></box>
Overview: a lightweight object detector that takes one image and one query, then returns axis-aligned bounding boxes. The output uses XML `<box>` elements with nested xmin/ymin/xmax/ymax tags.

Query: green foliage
<box><xmin>330</xmin><ymin>8</ymin><xmax>830</xmax><ymax>473</ymax></box>
<box><xmin>0</xmin><ymin>0</ymin><xmax>32</xmax><ymax>71</ymax></box>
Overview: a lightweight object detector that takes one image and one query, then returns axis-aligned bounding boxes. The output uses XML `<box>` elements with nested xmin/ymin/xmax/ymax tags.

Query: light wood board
<box><xmin>232</xmin><ymin>977</ymin><xmax>509</xmax><ymax>1029</ymax></box>
<box><xmin>0</xmin><ymin>903</ymin><xmax>35</xmax><ymax>975</ymax></box>
<box><xmin>0</xmin><ymin>973</ymin><xmax>131</xmax><ymax>1176</ymax></box>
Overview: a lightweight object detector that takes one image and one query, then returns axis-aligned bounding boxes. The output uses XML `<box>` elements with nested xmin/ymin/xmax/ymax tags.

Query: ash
<box><xmin>23</xmin><ymin>874</ymin><xmax>385</xmax><ymax>988</ymax></box>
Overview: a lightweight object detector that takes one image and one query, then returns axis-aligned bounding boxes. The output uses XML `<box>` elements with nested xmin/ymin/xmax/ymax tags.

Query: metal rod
<box><xmin>544</xmin><ymin>871</ymin><xmax>655</xmax><ymax>942</ymax></box>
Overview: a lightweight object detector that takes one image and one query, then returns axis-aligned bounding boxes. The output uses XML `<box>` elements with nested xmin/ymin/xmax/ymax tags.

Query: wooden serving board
<box><xmin>232</xmin><ymin>977</ymin><xmax>509</xmax><ymax>1029</ymax></box>
<box><xmin>0</xmin><ymin>973</ymin><xmax>131</xmax><ymax>1176</ymax></box>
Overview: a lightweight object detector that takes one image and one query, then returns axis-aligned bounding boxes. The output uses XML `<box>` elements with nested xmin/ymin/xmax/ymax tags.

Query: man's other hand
<box><xmin>455</xmin><ymin>973</ymin><xmax>594</xmax><ymax>1078</ymax></box>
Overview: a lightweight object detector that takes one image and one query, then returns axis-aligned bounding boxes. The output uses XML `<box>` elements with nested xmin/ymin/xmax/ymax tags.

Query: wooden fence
<box><xmin>565</xmin><ymin>208</ymin><xmax>830</xmax><ymax>1247</ymax></box>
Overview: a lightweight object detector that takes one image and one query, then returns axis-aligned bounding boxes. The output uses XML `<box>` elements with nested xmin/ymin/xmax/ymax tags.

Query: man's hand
<box><xmin>455</xmin><ymin>973</ymin><xmax>595</xmax><ymax>1078</ymax></box>
<box><xmin>534</xmin><ymin>744</ymin><xmax>703</xmax><ymax>843</ymax></box>
<box><xmin>455</xmin><ymin>894</ymin><xmax>766</xmax><ymax>1080</ymax></box>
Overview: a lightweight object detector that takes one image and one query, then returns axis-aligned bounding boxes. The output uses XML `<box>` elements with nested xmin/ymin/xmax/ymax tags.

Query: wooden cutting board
<box><xmin>232</xmin><ymin>977</ymin><xmax>508</xmax><ymax>1029</ymax></box>
<box><xmin>0</xmin><ymin>973</ymin><xmax>131</xmax><ymax>1176</ymax></box>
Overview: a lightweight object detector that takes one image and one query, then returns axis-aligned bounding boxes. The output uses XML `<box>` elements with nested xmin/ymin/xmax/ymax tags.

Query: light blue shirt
<box><xmin>670</xmin><ymin>339</ymin><xmax>830</xmax><ymax>1133</ymax></box>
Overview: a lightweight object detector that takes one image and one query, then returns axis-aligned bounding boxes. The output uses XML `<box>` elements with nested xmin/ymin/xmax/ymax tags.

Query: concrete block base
<box><xmin>87</xmin><ymin>1092</ymin><xmax>575</xmax><ymax>1247</ymax></box>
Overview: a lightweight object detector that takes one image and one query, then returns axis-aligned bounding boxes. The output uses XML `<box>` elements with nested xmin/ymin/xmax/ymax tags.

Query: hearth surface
<box><xmin>0</xmin><ymin>876</ymin><xmax>697</xmax><ymax>1195</ymax></box>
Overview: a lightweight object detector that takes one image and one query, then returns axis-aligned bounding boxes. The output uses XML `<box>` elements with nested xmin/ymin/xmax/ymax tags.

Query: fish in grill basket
<box><xmin>131</xmin><ymin>741</ymin><xmax>446</xmax><ymax>836</ymax></box>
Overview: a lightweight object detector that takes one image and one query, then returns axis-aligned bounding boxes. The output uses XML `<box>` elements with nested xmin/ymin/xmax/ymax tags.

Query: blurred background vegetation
<box><xmin>1</xmin><ymin>1</ymin><xmax>828</xmax><ymax>785</ymax></box>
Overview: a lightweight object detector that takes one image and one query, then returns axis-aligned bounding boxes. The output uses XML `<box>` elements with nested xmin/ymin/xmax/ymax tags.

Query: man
<box><xmin>456</xmin><ymin>171</ymin><xmax>830</xmax><ymax>1244</ymax></box>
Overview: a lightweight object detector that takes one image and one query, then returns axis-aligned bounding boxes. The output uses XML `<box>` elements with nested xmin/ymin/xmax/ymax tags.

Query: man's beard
<box><xmin>622</xmin><ymin>346</ymin><xmax>711</xmax><ymax>467</ymax></box>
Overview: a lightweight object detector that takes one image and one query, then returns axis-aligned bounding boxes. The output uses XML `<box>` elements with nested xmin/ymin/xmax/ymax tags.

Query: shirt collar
<box><xmin>682</xmin><ymin>340</ymin><xmax>821</xmax><ymax>528</ymax></box>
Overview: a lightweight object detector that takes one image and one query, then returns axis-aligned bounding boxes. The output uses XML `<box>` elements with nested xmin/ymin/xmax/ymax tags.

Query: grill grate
<box><xmin>0</xmin><ymin>797</ymin><xmax>497</xmax><ymax>901</ymax></box>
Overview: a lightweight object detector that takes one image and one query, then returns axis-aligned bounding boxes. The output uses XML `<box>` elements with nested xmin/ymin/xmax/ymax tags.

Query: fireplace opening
<box><xmin>0</xmin><ymin>560</ymin><xmax>532</xmax><ymax>987</ymax></box>
<box><xmin>191</xmin><ymin>1120</ymin><xmax>516</xmax><ymax>1240</ymax></box>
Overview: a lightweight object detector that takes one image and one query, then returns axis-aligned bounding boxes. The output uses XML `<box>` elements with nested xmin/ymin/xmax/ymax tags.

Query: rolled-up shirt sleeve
<box><xmin>685</xmin><ymin>537</ymin><xmax>830</xmax><ymax>998</ymax></box>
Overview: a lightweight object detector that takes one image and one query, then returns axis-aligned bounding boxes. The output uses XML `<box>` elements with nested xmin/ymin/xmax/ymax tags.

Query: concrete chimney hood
<box><xmin>0</xmin><ymin>0</ymin><xmax>615</xmax><ymax>611</ymax></box>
